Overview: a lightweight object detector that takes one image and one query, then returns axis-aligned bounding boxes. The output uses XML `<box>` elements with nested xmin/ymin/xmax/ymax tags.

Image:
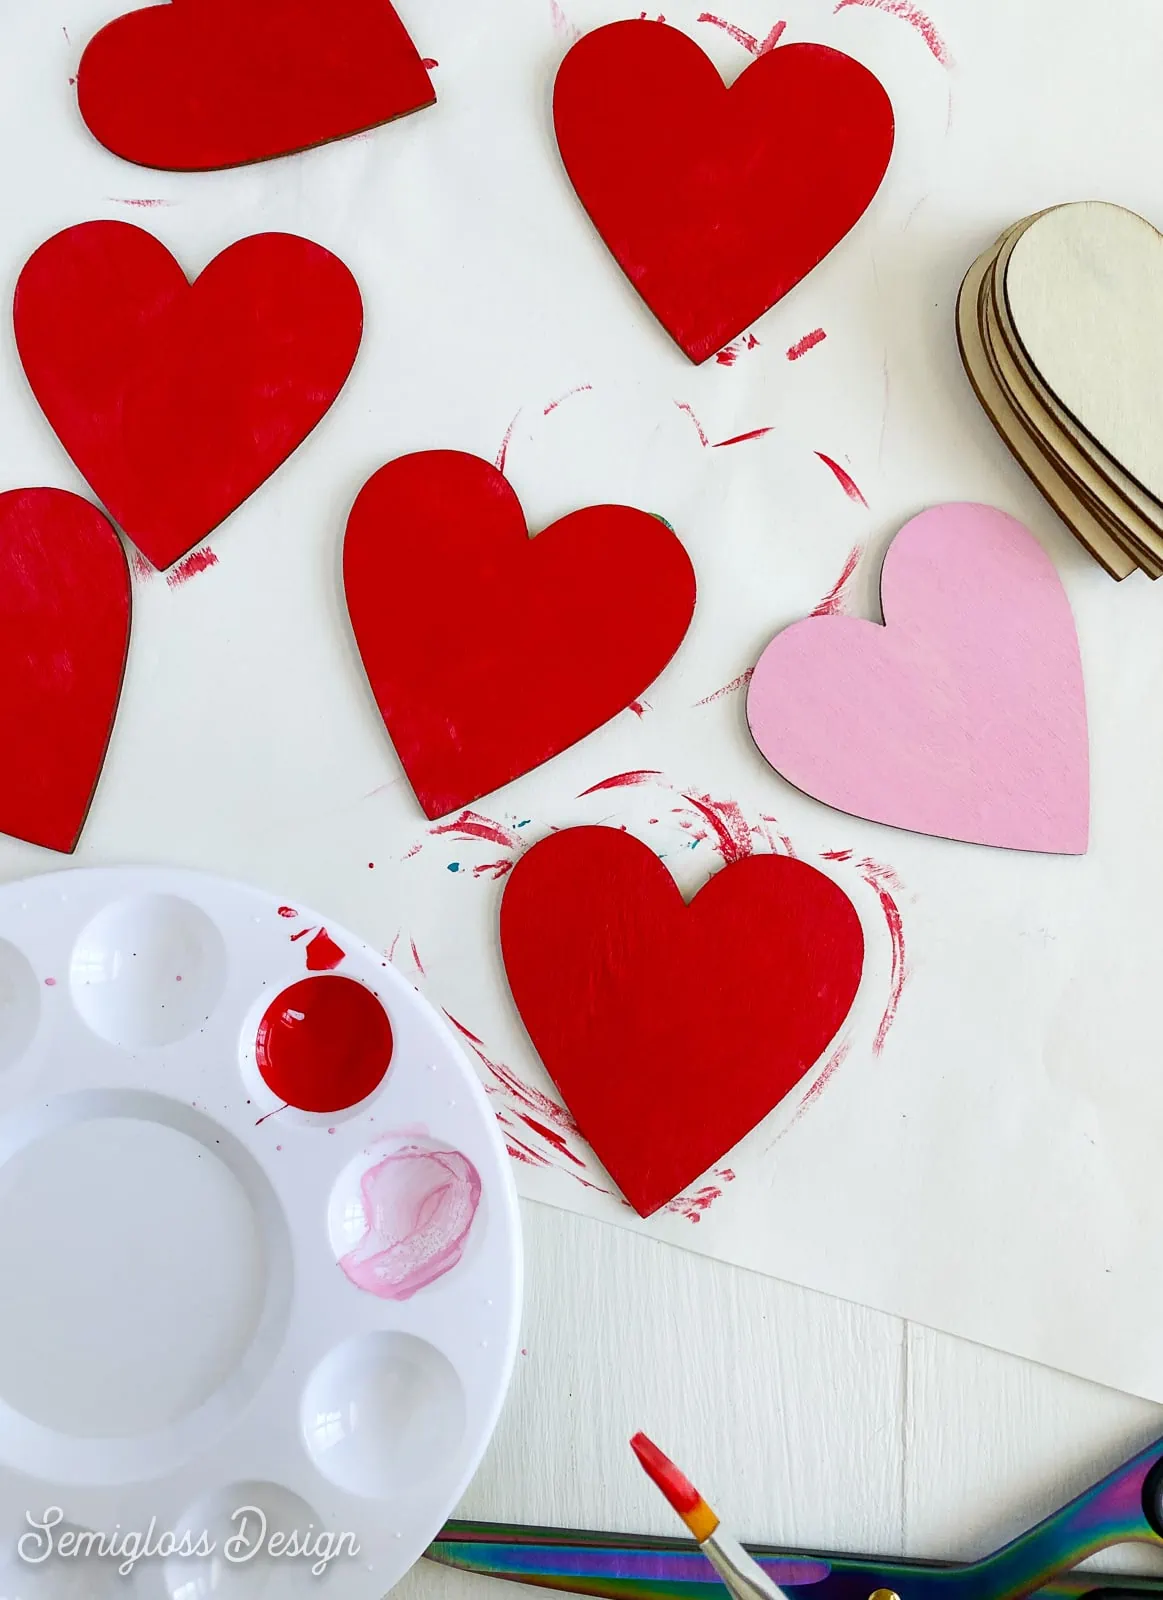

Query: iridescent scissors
<box><xmin>427</xmin><ymin>1435</ymin><xmax>1163</xmax><ymax>1600</ymax></box>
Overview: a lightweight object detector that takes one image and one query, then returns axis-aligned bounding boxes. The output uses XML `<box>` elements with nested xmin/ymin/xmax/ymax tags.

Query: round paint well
<box><xmin>0</xmin><ymin>937</ymin><xmax>41</xmax><ymax>1069</ymax></box>
<box><xmin>300</xmin><ymin>1332</ymin><xmax>466</xmax><ymax>1498</ymax></box>
<box><xmin>0</xmin><ymin>1113</ymin><xmax>267</xmax><ymax>1441</ymax></box>
<box><xmin>165</xmin><ymin>1481</ymin><xmax>326</xmax><ymax>1598</ymax></box>
<box><xmin>254</xmin><ymin>977</ymin><xmax>393</xmax><ymax>1114</ymax></box>
<box><xmin>0</xmin><ymin>1519</ymin><xmax>120</xmax><ymax>1599</ymax></box>
<box><xmin>69</xmin><ymin>893</ymin><xmax>227</xmax><ymax>1048</ymax></box>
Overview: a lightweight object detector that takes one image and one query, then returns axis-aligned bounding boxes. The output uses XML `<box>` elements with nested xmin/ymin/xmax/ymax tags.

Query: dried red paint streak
<box><xmin>305</xmin><ymin>929</ymin><xmax>345</xmax><ymax>971</ymax></box>
<box><xmin>628</xmin><ymin>698</ymin><xmax>650</xmax><ymax>717</ymax></box>
<box><xmin>822</xmin><ymin>847</ymin><xmax>853</xmax><ymax>862</ymax></box>
<box><xmin>410</xmin><ymin>937</ymin><xmax>426</xmax><ymax>976</ymax></box>
<box><xmin>543</xmin><ymin>383</ymin><xmax>593</xmax><ymax>415</ymax></box>
<box><xmin>579</xmin><ymin>769</ymin><xmax>663</xmax><ymax>795</ymax></box>
<box><xmin>857</xmin><ymin>857</ymin><xmax>908</xmax><ymax>1053</ymax></box>
<box><xmin>662</xmin><ymin>1166</ymin><xmax>737</xmax><ymax>1223</ymax></box>
<box><xmin>255</xmin><ymin>1103</ymin><xmax>288</xmax><ymax>1127</ymax></box>
<box><xmin>518</xmin><ymin>1113</ymin><xmax>588</xmax><ymax>1168</ymax></box>
<box><xmin>833</xmin><ymin>0</ymin><xmax>950</xmax><ymax>65</ymax></box>
<box><xmin>495</xmin><ymin>411</ymin><xmax>520</xmax><ymax>472</ymax></box>
<box><xmin>401</xmin><ymin>841</ymin><xmax>422</xmax><ymax>861</ymax></box>
<box><xmin>755</xmin><ymin>812</ymin><xmax>797</xmax><ymax>858</ymax></box>
<box><xmin>473</xmin><ymin>858</ymin><xmax>514</xmax><ymax>880</ymax></box>
<box><xmin>713</xmin><ymin>426</ymin><xmax>773</xmax><ymax>448</ymax></box>
<box><xmin>550</xmin><ymin>0</ymin><xmax>582</xmax><ymax>38</ymax></box>
<box><xmin>679</xmin><ymin>792</ymin><xmax>754</xmax><ymax>864</ymax></box>
<box><xmin>506</xmin><ymin>1141</ymin><xmax>549</xmax><ymax>1167</ymax></box>
<box><xmin>387</xmin><ymin>931</ymin><xmax>402</xmax><ymax>964</ymax></box>
<box><xmin>166</xmin><ymin>545</ymin><xmax>218</xmax><ymax>587</ymax></box>
<box><xmin>695</xmin><ymin>667</ymin><xmax>753</xmax><ymax>706</ymax></box>
<box><xmin>674</xmin><ymin>400</ymin><xmax>710</xmax><ymax>447</ymax></box>
<box><xmin>810</xmin><ymin>542</ymin><xmax>863</xmax><ymax>617</ymax></box>
<box><xmin>791</xmin><ymin>1039</ymin><xmax>852</xmax><ymax>1124</ymax></box>
<box><xmin>110</xmin><ymin>196</ymin><xmax>170</xmax><ymax>208</ymax></box>
<box><xmin>277</xmin><ymin>905</ymin><xmax>297</xmax><ymax>919</ymax></box>
<box><xmin>429</xmin><ymin>808</ymin><xmax>520</xmax><ymax>849</ymax></box>
<box><xmin>697</xmin><ymin>14</ymin><xmax>785</xmax><ymax>54</ymax></box>
<box><xmin>787</xmin><ymin>327</ymin><xmax>827</xmax><ymax>360</ymax></box>
<box><xmin>815</xmin><ymin>452</ymin><xmax>868</xmax><ymax>507</ymax></box>
<box><xmin>715</xmin><ymin>334</ymin><xmax>760</xmax><ymax>365</ymax></box>
<box><xmin>129</xmin><ymin>549</ymin><xmax>154</xmax><ymax>581</ymax></box>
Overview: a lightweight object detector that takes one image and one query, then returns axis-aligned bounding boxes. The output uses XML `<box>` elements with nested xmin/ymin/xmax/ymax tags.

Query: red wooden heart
<box><xmin>553</xmin><ymin>22</ymin><xmax>894</xmax><ymax>364</ymax></box>
<box><xmin>77</xmin><ymin>0</ymin><xmax>434</xmax><ymax>172</ymax></box>
<box><xmin>500</xmin><ymin>826</ymin><xmax>864</xmax><ymax>1216</ymax></box>
<box><xmin>0</xmin><ymin>489</ymin><xmax>130</xmax><ymax>854</ymax></box>
<box><xmin>343</xmin><ymin>451</ymin><xmax>696</xmax><ymax>819</ymax></box>
<box><xmin>14</xmin><ymin>222</ymin><xmax>363</xmax><ymax>571</ymax></box>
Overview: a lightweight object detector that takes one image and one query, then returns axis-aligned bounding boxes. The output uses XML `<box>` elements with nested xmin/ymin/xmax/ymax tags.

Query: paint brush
<box><xmin>629</xmin><ymin>1433</ymin><xmax>788</xmax><ymax>1600</ymax></box>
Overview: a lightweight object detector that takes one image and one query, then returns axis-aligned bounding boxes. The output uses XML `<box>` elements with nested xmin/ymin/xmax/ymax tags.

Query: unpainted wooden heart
<box><xmin>0</xmin><ymin>489</ymin><xmax>130</xmax><ymax>853</ymax></box>
<box><xmin>500</xmin><ymin>825</ymin><xmax>865</xmax><ymax>1216</ymax></box>
<box><xmin>78</xmin><ymin>0</ymin><xmax>435</xmax><ymax>171</ymax></box>
<box><xmin>1005</xmin><ymin>201</ymin><xmax>1163</xmax><ymax>507</ymax></box>
<box><xmin>343</xmin><ymin>451</ymin><xmax>696</xmax><ymax>819</ymax></box>
<box><xmin>553</xmin><ymin>21</ymin><xmax>894</xmax><ymax>364</ymax></box>
<box><xmin>746</xmin><ymin>503</ymin><xmax>1089</xmax><ymax>853</ymax></box>
<box><xmin>14</xmin><ymin>221</ymin><xmax>363</xmax><ymax>570</ymax></box>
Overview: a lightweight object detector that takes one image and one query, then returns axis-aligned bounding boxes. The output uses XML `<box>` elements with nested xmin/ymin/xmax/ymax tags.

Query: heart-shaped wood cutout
<box><xmin>500</xmin><ymin>825</ymin><xmax>864</xmax><ymax>1216</ymax></box>
<box><xmin>343</xmin><ymin>451</ymin><xmax>696</xmax><ymax>819</ymax></box>
<box><xmin>0</xmin><ymin>489</ymin><xmax>130</xmax><ymax>853</ymax></box>
<box><xmin>746</xmin><ymin>503</ymin><xmax>1090</xmax><ymax>853</ymax></box>
<box><xmin>553</xmin><ymin>21</ymin><xmax>894</xmax><ymax>364</ymax></box>
<box><xmin>77</xmin><ymin>0</ymin><xmax>434</xmax><ymax>171</ymax></box>
<box><xmin>1005</xmin><ymin>201</ymin><xmax>1163</xmax><ymax>507</ymax></box>
<box><xmin>14</xmin><ymin>222</ymin><xmax>363</xmax><ymax>570</ymax></box>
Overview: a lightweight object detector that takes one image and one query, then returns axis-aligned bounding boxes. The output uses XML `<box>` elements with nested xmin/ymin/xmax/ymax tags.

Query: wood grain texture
<box><xmin>14</xmin><ymin>222</ymin><xmax>363</xmax><ymax>571</ymax></box>
<box><xmin>746</xmin><ymin>504</ymin><xmax>1090</xmax><ymax>853</ymax></box>
<box><xmin>499</xmin><ymin>826</ymin><xmax>864</xmax><ymax>1217</ymax></box>
<box><xmin>553</xmin><ymin>23</ymin><xmax>893</xmax><ymax>364</ymax></box>
<box><xmin>343</xmin><ymin>452</ymin><xmax>696</xmax><ymax>820</ymax></box>
<box><xmin>77</xmin><ymin>0</ymin><xmax>435</xmax><ymax>171</ymax></box>
<box><xmin>0</xmin><ymin>489</ymin><xmax>130</xmax><ymax>854</ymax></box>
<box><xmin>1006</xmin><ymin>203</ymin><xmax>1163</xmax><ymax>507</ymax></box>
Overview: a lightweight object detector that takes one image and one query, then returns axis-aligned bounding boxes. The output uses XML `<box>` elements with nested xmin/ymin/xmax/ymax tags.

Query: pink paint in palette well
<box><xmin>338</xmin><ymin>1143</ymin><xmax>482</xmax><ymax>1300</ymax></box>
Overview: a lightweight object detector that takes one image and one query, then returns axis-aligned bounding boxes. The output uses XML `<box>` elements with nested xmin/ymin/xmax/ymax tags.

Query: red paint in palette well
<box><xmin>255</xmin><ymin>975</ymin><xmax>393</xmax><ymax>1113</ymax></box>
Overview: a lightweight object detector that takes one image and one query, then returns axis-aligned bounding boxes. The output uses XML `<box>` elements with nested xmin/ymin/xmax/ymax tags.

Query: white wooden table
<box><xmin>400</xmin><ymin>1201</ymin><xmax>1163</xmax><ymax>1600</ymax></box>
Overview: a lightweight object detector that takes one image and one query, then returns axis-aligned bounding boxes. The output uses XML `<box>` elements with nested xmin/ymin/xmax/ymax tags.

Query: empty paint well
<box><xmin>254</xmin><ymin>976</ymin><xmax>393</xmax><ymax>1114</ymax></box>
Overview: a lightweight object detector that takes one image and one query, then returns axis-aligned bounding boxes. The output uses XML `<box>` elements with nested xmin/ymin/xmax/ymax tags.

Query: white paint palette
<box><xmin>956</xmin><ymin>200</ymin><xmax>1163</xmax><ymax>581</ymax></box>
<box><xmin>0</xmin><ymin>867</ymin><xmax>521</xmax><ymax>1600</ymax></box>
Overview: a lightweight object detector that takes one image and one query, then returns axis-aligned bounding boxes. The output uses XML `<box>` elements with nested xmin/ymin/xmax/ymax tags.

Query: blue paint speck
<box><xmin>447</xmin><ymin>862</ymin><xmax>461</xmax><ymax>873</ymax></box>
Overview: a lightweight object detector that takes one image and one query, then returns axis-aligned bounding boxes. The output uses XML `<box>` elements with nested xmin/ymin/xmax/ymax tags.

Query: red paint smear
<box><xmin>579</xmin><ymin>769</ymin><xmax>663</xmax><ymax>795</ymax></box>
<box><xmin>421</xmin><ymin>56</ymin><xmax>439</xmax><ymax>67</ymax></box>
<box><xmin>388</xmin><ymin>931</ymin><xmax>402</xmax><ymax>964</ymax></box>
<box><xmin>715</xmin><ymin>332</ymin><xmax>760</xmax><ymax>365</ymax></box>
<box><xmin>410</xmin><ymin>937</ymin><xmax>426</xmax><ymax>976</ymax></box>
<box><xmin>697</xmin><ymin>11</ymin><xmax>760</xmax><ymax>50</ymax></box>
<box><xmin>791</xmin><ymin>1039</ymin><xmax>852</xmax><ymax>1124</ymax></box>
<box><xmin>630</xmin><ymin>1434</ymin><xmax>702</xmax><ymax>1514</ymax></box>
<box><xmin>756</xmin><ymin>812</ymin><xmax>797</xmax><ymax>858</ymax></box>
<box><xmin>472</xmin><ymin>858</ymin><xmax>514</xmax><ymax>880</ymax></box>
<box><xmin>289</xmin><ymin>925</ymin><xmax>315</xmax><ymax>942</ymax></box>
<box><xmin>713</xmin><ymin>426</ymin><xmax>773</xmax><ymax>448</ymax></box>
<box><xmin>444</xmin><ymin>1010</ymin><xmax>489</xmax><ymax>1049</ymax></box>
<box><xmin>834</xmin><ymin>0</ymin><xmax>950</xmax><ymax>64</ymax></box>
<box><xmin>757</xmin><ymin>19</ymin><xmax>787</xmax><ymax>51</ymax></box>
<box><xmin>305</xmin><ymin>928</ymin><xmax>345</xmax><ymax>971</ymax></box>
<box><xmin>543</xmin><ymin>383</ymin><xmax>593</xmax><ymax>415</ymax></box>
<box><xmin>822</xmin><ymin>847</ymin><xmax>853</xmax><ymax>861</ymax></box>
<box><xmin>519</xmin><ymin>1113</ymin><xmax>587</xmax><ymax>1167</ymax></box>
<box><xmin>429</xmin><ymin>808</ymin><xmax>519</xmax><ymax>850</ymax></box>
<box><xmin>680</xmin><ymin>792</ymin><xmax>753</xmax><ymax>865</ymax></box>
<box><xmin>695</xmin><ymin>667</ymin><xmax>753</xmax><ymax>706</ymax></box>
<box><xmin>401</xmin><ymin>841</ymin><xmax>422</xmax><ymax>860</ymax></box>
<box><xmin>277</xmin><ymin>905</ymin><xmax>298</xmax><ymax>919</ymax></box>
<box><xmin>550</xmin><ymin>0</ymin><xmax>583</xmax><ymax>39</ymax></box>
<box><xmin>255</xmin><ymin>1103</ymin><xmax>288</xmax><ymax>1127</ymax></box>
<box><xmin>255</xmin><ymin>975</ymin><xmax>393</xmax><ymax>1113</ymax></box>
<box><xmin>110</xmin><ymin>197</ymin><xmax>170</xmax><ymax>208</ymax></box>
<box><xmin>506</xmin><ymin>1140</ymin><xmax>551</xmax><ymax>1167</ymax></box>
<box><xmin>857</xmin><ymin>857</ymin><xmax>908</xmax><ymax>1053</ymax></box>
<box><xmin>129</xmin><ymin>549</ymin><xmax>154</xmax><ymax>581</ymax></box>
<box><xmin>495</xmin><ymin>411</ymin><xmax>520</xmax><ymax>472</ymax></box>
<box><xmin>815</xmin><ymin>452</ymin><xmax>868</xmax><ymax>507</ymax></box>
<box><xmin>810</xmin><ymin>542</ymin><xmax>863</xmax><ymax>616</ymax></box>
<box><xmin>166</xmin><ymin>545</ymin><xmax>218</xmax><ymax>587</ymax></box>
<box><xmin>787</xmin><ymin>327</ymin><xmax>827</xmax><ymax>360</ymax></box>
<box><xmin>674</xmin><ymin>400</ymin><xmax>709</xmax><ymax>448</ymax></box>
<box><xmin>628</xmin><ymin>698</ymin><xmax>650</xmax><ymax>717</ymax></box>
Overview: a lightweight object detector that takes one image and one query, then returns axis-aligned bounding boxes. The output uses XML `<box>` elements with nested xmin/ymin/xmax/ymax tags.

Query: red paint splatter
<box><xmin>834</xmin><ymin>0</ymin><xmax>950</xmax><ymax>64</ymax></box>
<box><xmin>496</xmin><ymin>411</ymin><xmax>520</xmax><ymax>472</ymax></box>
<box><xmin>714</xmin><ymin>333</ymin><xmax>761</xmax><ymax>365</ymax></box>
<box><xmin>421</xmin><ymin>56</ymin><xmax>439</xmax><ymax>67</ymax></box>
<box><xmin>166</xmin><ymin>546</ymin><xmax>218</xmax><ymax>587</ymax></box>
<box><xmin>662</xmin><ymin>1166</ymin><xmax>738</xmax><ymax>1223</ymax></box>
<box><xmin>810</xmin><ymin>542</ymin><xmax>863</xmax><ymax>617</ymax></box>
<box><xmin>110</xmin><ymin>196</ymin><xmax>170</xmax><ymax>207</ymax></box>
<box><xmin>674</xmin><ymin>400</ymin><xmax>710</xmax><ymax>447</ymax></box>
<box><xmin>550</xmin><ymin>0</ymin><xmax>583</xmax><ymax>38</ymax></box>
<box><xmin>401</xmin><ymin>842</ymin><xmax>422</xmax><ymax>860</ymax></box>
<box><xmin>410</xmin><ymin>938</ymin><xmax>426</xmax><ymax>976</ymax></box>
<box><xmin>305</xmin><ymin>929</ymin><xmax>345</xmax><ymax>971</ymax></box>
<box><xmin>472</xmin><ymin>858</ymin><xmax>515</xmax><ymax>880</ymax></box>
<box><xmin>815</xmin><ymin>452</ymin><xmax>868</xmax><ymax>507</ymax></box>
<box><xmin>255</xmin><ymin>976</ymin><xmax>393</xmax><ymax>1113</ymax></box>
<box><xmin>680</xmin><ymin>792</ymin><xmax>754</xmax><ymax>865</ymax></box>
<box><xmin>543</xmin><ymin>383</ymin><xmax>593</xmax><ymax>415</ymax></box>
<box><xmin>713</xmin><ymin>426</ymin><xmax>773</xmax><ymax>448</ymax></box>
<box><xmin>129</xmin><ymin>549</ymin><xmax>154</xmax><ymax>582</ymax></box>
<box><xmin>787</xmin><ymin>328</ymin><xmax>827</xmax><ymax>360</ymax></box>
<box><xmin>856</xmin><ymin>857</ymin><xmax>908</xmax><ymax>1053</ymax></box>
<box><xmin>43</xmin><ymin>977</ymin><xmax>57</xmax><ymax>987</ymax></box>
<box><xmin>289</xmin><ymin>926</ymin><xmax>316</xmax><ymax>942</ymax></box>
<box><xmin>430</xmin><ymin>809</ymin><xmax>520</xmax><ymax>849</ymax></box>
<box><xmin>628</xmin><ymin>698</ymin><xmax>650</xmax><ymax>718</ymax></box>
<box><xmin>695</xmin><ymin>667</ymin><xmax>753</xmax><ymax>706</ymax></box>
<box><xmin>579</xmin><ymin>770</ymin><xmax>663</xmax><ymax>795</ymax></box>
<box><xmin>277</xmin><ymin>905</ymin><xmax>298</xmax><ymax>919</ymax></box>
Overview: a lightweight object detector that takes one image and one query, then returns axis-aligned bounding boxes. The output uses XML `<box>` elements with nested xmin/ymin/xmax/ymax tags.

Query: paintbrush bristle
<box><xmin>629</xmin><ymin>1432</ymin><xmax>720</xmax><ymax>1543</ymax></box>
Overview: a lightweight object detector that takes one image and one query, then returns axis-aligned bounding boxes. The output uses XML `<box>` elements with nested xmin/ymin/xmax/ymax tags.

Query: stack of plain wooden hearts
<box><xmin>957</xmin><ymin>200</ymin><xmax>1163</xmax><ymax>581</ymax></box>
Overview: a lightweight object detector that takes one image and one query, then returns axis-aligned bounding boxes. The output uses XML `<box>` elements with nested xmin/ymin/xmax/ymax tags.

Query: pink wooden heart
<box><xmin>746</xmin><ymin>503</ymin><xmax>1089</xmax><ymax>853</ymax></box>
